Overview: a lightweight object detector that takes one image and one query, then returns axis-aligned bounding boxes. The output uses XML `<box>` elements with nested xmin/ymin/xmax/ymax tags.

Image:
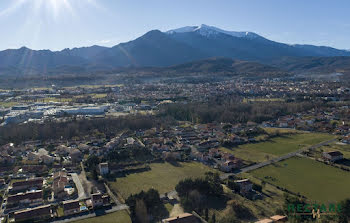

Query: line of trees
<box><xmin>0</xmin><ymin>115</ymin><xmax>174</xmax><ymax>145</ymax></box>
<box><xmin>160</xmin><ymin>99</ymin><xmax>325</xmax><ymax>124</ymax></box>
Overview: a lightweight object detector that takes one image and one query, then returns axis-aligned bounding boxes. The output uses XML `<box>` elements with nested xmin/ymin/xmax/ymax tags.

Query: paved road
<box><xmin>104</xmin><ymin>183</ymin><xmax>122</xmax><ymax>206</ymax></box>
<box><xmin>71</xmin><ymin>173</ymin><xmax>88</xmax><ymax>200</ymax></box>
<box><xmin>220</xmin><ymin>138</ymin><xmax>337</xmax><ymax>180</ymax></box>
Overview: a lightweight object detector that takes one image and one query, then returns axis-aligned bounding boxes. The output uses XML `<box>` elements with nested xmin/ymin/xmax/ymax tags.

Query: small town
<box><xmin>0</xmin><ymin>75</ymin><xmax>350</xmax><ymax>223</ymax></box>
<box><xmin>1</xmin><ymin>1</ymin><xmax>350</xmax><ymax>222</ymax></box>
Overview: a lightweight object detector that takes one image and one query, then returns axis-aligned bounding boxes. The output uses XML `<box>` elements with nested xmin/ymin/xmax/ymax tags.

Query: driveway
<box><xmin>71</xmin><ymin>173</ymin><xmax>88</xmax><ymax>200</ymax></box>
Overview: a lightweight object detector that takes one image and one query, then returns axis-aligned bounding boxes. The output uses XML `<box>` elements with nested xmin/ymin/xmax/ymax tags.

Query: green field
<box><xmin>226</xmin><ymin>133</ymin><xmax>335</xmax><ymax>162</ymax></box>
<box><xmin>109</xmin><ymin>162</ymin><xmax>216</xmax><ymax>199</ymax></box>
<box><xmin>250</xmin><ymin>157</ymin><xmax>350</xmax><ymax>202</ymax></box>
<box><xmin>72</xmin><ymin>210</ymin><xmax>131</xmax><ymax>223</ymax></box>
<box><xmin>0</xmin><ymin>101</ymin><xmax>18</xmax><ymax>108</ymax></box>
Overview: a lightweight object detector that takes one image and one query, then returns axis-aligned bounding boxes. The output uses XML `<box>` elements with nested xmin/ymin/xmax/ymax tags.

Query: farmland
<box><xmin>249</xmin><ymin>157</ymin><xmax>350</xmax><ymax>202</ymax></box>
<box><xmin>224</xmin><ymin>132</ymin><xmax>335</xmax><ymax>163</ymax></box>
<box><xmin>71</xmin><ymin>210</ymin><xmax>131</xmax><ymax>223</ymax></box>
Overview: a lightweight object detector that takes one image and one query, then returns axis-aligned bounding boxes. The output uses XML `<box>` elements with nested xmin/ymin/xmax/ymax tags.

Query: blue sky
<box><xmin>0</xmin><ymin>0</ymin><xmax>349</xmax><ymax>51</ymax></box>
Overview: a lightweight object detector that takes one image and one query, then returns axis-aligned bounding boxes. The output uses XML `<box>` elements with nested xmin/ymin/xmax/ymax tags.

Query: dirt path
<box><xmin>170</xmin><ymin>204</ymin><xmax>184</xmax><ymax>218</ymax></box>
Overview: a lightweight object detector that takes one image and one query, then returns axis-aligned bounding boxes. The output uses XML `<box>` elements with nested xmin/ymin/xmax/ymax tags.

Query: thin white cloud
<box><xmin>0</xmin><ymin>0</ymin><xmax>27</xmax><ymax>17</ymax></box>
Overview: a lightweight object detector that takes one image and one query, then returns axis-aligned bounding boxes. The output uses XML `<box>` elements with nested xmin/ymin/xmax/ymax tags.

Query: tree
<box><xmin>252</xmin><ymin>183</ymin><xmax>262</xmax><ymax>193</ymax></box>
<box><xmin>229</xmin><ymin>200</ymin><xmax>254</xmax><ymax>219</ymax></box>
<box><xmin>43</xmin><ymin>187</ymin><xmax>52</xmax><ymax>200</ymax></box>
<box><xmin>338</xmin><ymin>199</ymin><xmax>350</xmax><ymax>223</ymax></box>
<box><xmin>135</xmin><ymin>199</ymin><xmax>149</xmax><ymax>223</ymax></box>
<box><xmin>126</xmin><ymin>189</ymin><xmax>167</xmax><ymax>223</ymax></box>
<box><xmin>211</xmin><ymin>213</ymin><xmax>216</xmax><ymax>223</ymax></box>
<box><xmin>205</xmin><ymin>208</ymin><xmax>209</xmax><ymax>221</ymax></box>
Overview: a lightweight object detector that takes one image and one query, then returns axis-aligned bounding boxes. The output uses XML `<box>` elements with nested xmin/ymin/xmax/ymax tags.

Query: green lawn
<box><xmin>72</xmin><ymin>210</ymin><xmax>131</xmax><ymax>223</ymax></box>
<box><xmin>227</xmin><ymin>133</ymin><xmax>335</xmax><ymax>162</ymax></box>
<box><xmin>109</xmin><ymin>162</ymin><xmax>216</xmax><ymax>199</ymax></box>
<box><xmin>250</xmin><ymin>157</ymin><xmax>350</xmax><ymax>202</ymax></box>
<box><xmin>57</xmin><ymin>207</ymin><xmax>64</xmax><ymax>217</ymax></box>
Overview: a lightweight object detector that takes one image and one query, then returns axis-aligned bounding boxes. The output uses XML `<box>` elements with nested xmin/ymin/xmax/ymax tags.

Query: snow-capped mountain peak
<box><xmin>166</xmin><ymin>24</ymin><xmax>261</xmax><ymax>39</ymax></box>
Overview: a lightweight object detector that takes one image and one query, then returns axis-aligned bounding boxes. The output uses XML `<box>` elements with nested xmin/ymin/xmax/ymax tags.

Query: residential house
<box><xmin>342</xmin><ymin>135</ymin><xmax>350</xmax><ymax>144</ymax></box>
<box><xmin>102</xmin><ymin>195</ymin><xmax>110</xmax><ymax>205</ymax></box>
<box><xmin>14</xmin><ymin>204</ymin><xmax>52</xmax><ymax>222</ymax></box>
<box><xmin>53</xmin><ymin>171</ymin><xmax>68</xmax><ymax>199</ymax></box>
<box><xmin>270</xmin><ymin>215</ymin><xmax>288</xmax><ymax>222</ymax></box>
<box><xmin>63</xmin><ymin>200</ymin><xmax>80</xmax><ymax>216</ymax></box>
<box><xmin>255</xmin><ymin>219</ymin><xmax>273</xmax><ymax>223</ymax></box>
<box><xmin>234</xmin><ymin>179</ymin><xmax>253</xmax><ymax>194</ymax></box>
<box><xmin>11</xmin><ymin>177</ymin><xmax>43</xmax><ymax>192</ymax></box>
<box><xmin>69</xmin><ymin>149</ymin><xmax>82</xmax><ymax>163</ymax></box>
<box><xmin>322</xmin><ymin>151</ymin><xmax>343</xmax><ymax>162</ymax></box>
<box><xmin>41</xmin><ymin>155</ymin><xmax>55</xmax><ymax>165</ymax></box>
<box><xmin>91</xmin><ymin>193</ymin><xmax>104</xmax><ymax>208</ymax></box>
<box><xmin>255</xmin><ymin>215</ymin><xmax>287</xmax><ymax>223</ymax></box>
<box><xmin>7</xmin><ymin>190</ymin><xmax>43</xmax><ymax>206</ymax></box>
<box><xmin>98</xmin><ymin>163</ymin><xmax>109</xmax><ymax>176</ymax></box>
<box><xmin>0</xmin><ymin>179</ymin><xmax>5</xmax><ymax>187</ymax></box>
<box><xmin>220</xmin><ymin>159</ymin><xmax>242</xmax><ymax>172</ymax></box>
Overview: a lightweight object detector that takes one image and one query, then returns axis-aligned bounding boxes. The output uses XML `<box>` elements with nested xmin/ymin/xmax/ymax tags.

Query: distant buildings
<box><xmin>99</xmin><ymin>162</ymin><xmax>109</xmax><ymax>176</ymax></box>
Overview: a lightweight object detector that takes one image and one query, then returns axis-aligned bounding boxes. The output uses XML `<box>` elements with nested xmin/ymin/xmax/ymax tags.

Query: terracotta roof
<box><xmin>255</xmin><ymin>219</ymin><xmax>273</xmax><ymax>223</ymax></box>
<box><xmin>12</xmin><ymin>177</ymin><xmax>43</xmax><ymax>188</ymax></box>
<box><xmin>7</xmin><ymin>190</ymin><xmax>42</xmax><ymax>204</ymax></box>
<box><xmin>53</xmin><ymin>171</ymin><xmax>67</xmax><ymax>179</ymax></box>
<box><xmin>14</xmin><ymin>204</ymin><xmax>51</xmax><ymax>221</ymax></box>
<box><xmin>270</xmin><ymin>215</ymin><xmax>287</xmax><ymax>221</ymax></box>
<box><xmin>92</xmin><ymin>193</ymin><xmax>103</xmax><ymax>200</ymax></box>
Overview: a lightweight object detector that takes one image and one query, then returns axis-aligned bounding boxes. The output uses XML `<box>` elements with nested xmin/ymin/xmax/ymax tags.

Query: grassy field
<box><xmin>0</xmin><ymin>101</ymin><xmax>18</xmax><ymax>108</ymax></box>
<box><xmin>263</xmin><ymin>127</ymin><xmax>300</xmax><ymax>134</ymax></box>
<box><xmin>225</xmin><ymin>133</ymin><xmax>335</xmax><ymax>162</ymax></box>
<box><xmin>71</xmin><ymin>210</ymin><xmax>131</xmax><ymax>223</ymax></box>
<box><xmin>109</xmin><ymin>162</ymin><xmax>216</xmax><ymax>199</ymax></box>
<box><xmin>250</xmin><ymin>157</ymin><xmax>350</xmax><ymax>202</ymax></box>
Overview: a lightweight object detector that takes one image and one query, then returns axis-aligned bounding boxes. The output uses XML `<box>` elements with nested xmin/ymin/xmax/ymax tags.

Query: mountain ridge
<box><xmin>0</xmin><ymin>24</ymin><xmax>349</xmax><ymax>76</ymax></box>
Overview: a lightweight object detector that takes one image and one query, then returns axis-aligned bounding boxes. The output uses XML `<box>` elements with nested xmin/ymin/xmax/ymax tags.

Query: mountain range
<box><xmin>1</xmin><ymin>24</ymin><xmax>350</xmax><ymax>76</ymax></box>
